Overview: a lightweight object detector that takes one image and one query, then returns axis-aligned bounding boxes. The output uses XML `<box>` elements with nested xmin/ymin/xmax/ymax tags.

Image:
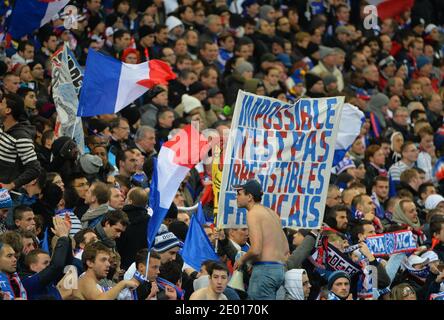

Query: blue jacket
<box><xmin>20</xmin><ymin>236</ymin><xmax>72</xmax><ymax>300</ymax></box>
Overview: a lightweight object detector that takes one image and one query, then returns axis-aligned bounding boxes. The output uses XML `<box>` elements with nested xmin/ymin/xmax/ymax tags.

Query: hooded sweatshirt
<box><xmin>0</xmin><ymin>121</ymin><xmax>41</xmax><ymax>188</ymax></box>
<box><xmin>81</xmin><ymin>203</ymin><xmax>109</xmax><ymax>228</ymax></box>
<box><xmin>284</xmin><ymin>269</ymin><xmax>306</xmax><ymax>300</ymax></box>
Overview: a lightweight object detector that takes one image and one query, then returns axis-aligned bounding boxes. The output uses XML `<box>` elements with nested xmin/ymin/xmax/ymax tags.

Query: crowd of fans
<box><xmin>0</xmin><ymin>0</ymin><xmax>444</xmax><ymax>300</ymax></box>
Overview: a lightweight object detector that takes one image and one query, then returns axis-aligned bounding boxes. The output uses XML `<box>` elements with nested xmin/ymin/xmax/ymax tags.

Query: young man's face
<box><xmin>73</xmin><ymin>178</ymin><xmax>89</xmax><ymax>199</ymax></box>
<box><xmin>109</xmin><ymin>188</ymin><xmax>124</xmax><ymax>210</ymax></box>
<box><xmin>374</xmin><ymin>181</ymin><xmax>389</xmax><ymax>200</ymax></box>
<box><xmin>359</xmin><ymin>224</ymin><xmax>376</xmax><ymax>241</ymax></box>
<box><xmin>159</xmin><ymin>247</ymin><xmax>179</xmax><ymax>264</ymax></box>
<box><xmin>210</xmin><ymin>269</ymin><xmax>228</xmax><ymax>294</ymax></box>
<box><xmin>148</xmin><ymin>257</ymin><xmax>161</xmax><ymax>281</ymax></box>
<box><xmin>302</xmin><ymin>273</ymin><xmax>311</xmax><ymax>299</ymax></box>
<box><xmin>103</xmin><ymin>222</ymin><xmax>126</xmax><ymax>240</ymax></box>
<box><xmin>236</xmin><ymin>189</ymin><xmax>251</xmax><ymax>208</ymax></box>
<box><xmin>90</xmin><ymin>252</ymin><xmax>111</xmax><ymax>279</ymax></box>
<box><xmin>22</xmin><ymin>237</ymin><xmax>37</xmax><ymax>255</ymax></box>
<box><xmin>16</xmin><ymin>210</ymin><xmax>36</xmax><ymax>232</ymax></box>
<box><xmin>0</xmin><ymin>245</ymin><xmax>17</xmax><ymax>274</ymax></box>
<box><xmin>31</xmin><ymin>253</ymin><xmax>51</xmax><ymax>273</ymax></box>
<box><xmin>331</xmin><ymin>278</ymin><xmax>350</xmax><ymax>298</ymax></box>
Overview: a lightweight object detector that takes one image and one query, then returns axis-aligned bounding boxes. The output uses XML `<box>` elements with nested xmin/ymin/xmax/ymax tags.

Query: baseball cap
<box><xmin>407</xmin><ymin>254</ymin><xmax>429</xmax><ymax>267</ymax></box>
<box><xmin>233</xmin><ymin>179</ymin><xmax>263</xmax><ymax>198</ymax></box>
<box><xmin>421</xmin><ymin>251</ymin><xmax>439</xmax><ymax>263</ymax></box>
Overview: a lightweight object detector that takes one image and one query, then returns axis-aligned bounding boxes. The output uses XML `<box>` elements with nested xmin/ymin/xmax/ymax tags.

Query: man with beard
<box><xmin>233</xmin><ymin>180</ymin><xmax>289</xmax><ymax>300</ymax></box>
<box><xmin>0</xmin><ymin>242</ymin><xmax>27</xmax><ymax>299</ymax></box>
<box><xmin>74</xmin><ymin>242</ymin><xmax>139</xmax><ymax>300</ymax></box>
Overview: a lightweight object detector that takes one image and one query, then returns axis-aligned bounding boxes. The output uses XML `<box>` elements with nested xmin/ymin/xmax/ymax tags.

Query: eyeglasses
<box><xmin>402</xmin><ymin>287</ymin><xmax>415</xmax><ymax>298</ymax></box>
<box><xmin>118</xmin><ymin>126</ymin><xmax>130</xmax><ymax>131</ymax></box>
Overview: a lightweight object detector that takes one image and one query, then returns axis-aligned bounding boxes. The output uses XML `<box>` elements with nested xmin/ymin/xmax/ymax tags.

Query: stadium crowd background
<box><xmin>0</xmin><ymin>0</ymin><xmax>444</xmax><ymax>300</ymax></box>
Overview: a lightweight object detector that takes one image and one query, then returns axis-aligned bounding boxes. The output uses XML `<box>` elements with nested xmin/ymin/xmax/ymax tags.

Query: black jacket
<box><xmin>116</xmin><ymin>204</ymin><xmax>150</xmax><ymax>270</ymax></box>
<box><xmin>0</xmin><ymin>121</ymin><xmax>41</xmax><ymax>188</ymax></box>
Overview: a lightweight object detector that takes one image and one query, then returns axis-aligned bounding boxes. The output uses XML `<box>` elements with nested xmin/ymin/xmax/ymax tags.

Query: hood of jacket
<box><xmin>284</xmin><ymin>269</ymin><xmax>306</xmax><ymax>300</ymax></box>
<box><xmin>81</xmin><ymin>204</ymin><xmax>109</xmax><ymax>224</ymax></box>
<box><xmin>393</xmin><ymin>201</ymin><xmax>421</xmax><ymax>229</ymax></box>
<box><xmin>123</xmin><ymin>204</ymin><xmax>148</xmax><ymax>224</ymax></box>
<box><xmin>5</xmin><ymin>120</ymin><xmax>36</xmax><ymax>140</ymax></box>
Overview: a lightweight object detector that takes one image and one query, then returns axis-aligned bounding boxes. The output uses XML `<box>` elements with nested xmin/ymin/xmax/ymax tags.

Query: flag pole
<box><xmin>144</xmin><ymin>250</ymin><xmax>151</xmax><ymax>281</ymax></box>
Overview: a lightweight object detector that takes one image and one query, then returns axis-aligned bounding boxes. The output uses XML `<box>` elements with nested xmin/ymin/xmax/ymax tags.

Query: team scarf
<box><xmin>365</xmin><ymin>230</ymin><xmax>417</xmax><ymax>257</ymax></box>
<box><xmin>353</xmin><ymin>251</ymin><xmax>376</xmax><ymax>300</ymax></box>
<box><xmin>156</xmin><ymin>277</ymin><xmax>184</xmax><ymax>300</ymax></box>
<box><xmin>430</xmin><ymin>292</ymin><xmax>444</xmax><ymax>300</ymax></box>
<box><xmin>310</xmin><ymin>235</ymin><xmax>362</xmax><ymax>277</ymax></box>
<box><xmin>0</xmin><ymin>271</ymin><xmax>27</xmax><ymax>300</ymax></box>
<box><xmin>406</xmin><ymin>267</ymin><xmax>430</xmax><ymax>281</ymax></box>
<box><xmin>327</xmin><ymin>291</ymin><xmax>343</xmax><ymax>300</ymax></box>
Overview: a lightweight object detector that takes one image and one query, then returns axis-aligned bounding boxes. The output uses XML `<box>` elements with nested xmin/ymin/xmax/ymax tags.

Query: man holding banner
<box><xmin>233</xmin><ymin>180</ymin><xmax>289</xmax><ymax>300</ymax></box>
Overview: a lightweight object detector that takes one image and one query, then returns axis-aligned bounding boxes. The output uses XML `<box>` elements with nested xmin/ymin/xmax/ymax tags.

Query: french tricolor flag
<box><xmin>147</xmin><ymin>125</ymin><xmax>210</xmax><ymax>250</ymax></box>
<box><xmin>7</xmin><ymin>0</ymin><xmax>70</xmax><ymax>39</ymax></box>
<box><xmin>78</xmin><ymin>49</ymin><xmax>176</xmax><ymax>117</ymax></box>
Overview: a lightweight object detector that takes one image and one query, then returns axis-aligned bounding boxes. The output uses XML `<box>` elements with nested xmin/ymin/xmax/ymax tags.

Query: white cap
<box><xmin>407</xmin><ymin>254</ymin><xmax>429</xmax><ymax>267</ymax></box>
<box><xmin>105</xmin><ymin>27</ymin><xmax>114</xmax><ymax>37</ymax></box>
<box><xmin>166</xmin><ymin>15</ymin><xmax>183</xmax><ymax>32</ymax></box>
<box><xmin>425</xmin><ymin>24</ymin><xmax>438</xmax><ymax>34</ymax></box>
<box><xmin>182</xmin><ymin>94</ymin><xmax>202</xmax><ymax>114</ymax></box>
<box><xmin>421</xmin><ymin>251</ymin><xmax>439</xmax><ymax>263</ymax></box>
<box><xmin>425</xmin><ymin>194</ymin><xmax>444</xmax><ymax>210</ymax></box>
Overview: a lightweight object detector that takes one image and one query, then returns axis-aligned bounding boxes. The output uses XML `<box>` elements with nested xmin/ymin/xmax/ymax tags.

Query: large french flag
<box><xmin>147</xmin><ymin>125</ymin><xmax>210</xmax><ymax>250</ymax></box>
<box><xmin>78</xmin><ymin>49</ymin><xmax>176</xmax><ymax>117</ymax></box>
<box><xmin>7</xmin><ymin>0</ymin><xmax>70</xmax><ymax>39</ymax></box>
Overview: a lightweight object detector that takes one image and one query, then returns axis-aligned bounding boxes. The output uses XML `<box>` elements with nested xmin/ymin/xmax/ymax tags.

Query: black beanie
<box><xmin>138</xmin><ymin>25</ymin><xmax>155</xmax><ymax>39</ymax></box>
<box><xmin>327</xmin><ymin>271</ymin><xmax>350</xmax><ymax>290</ymax></box>
<box><xmin>305</xmin><ymin>72</ymin><xmax>322</xmax><ymax>91</ymax></box>
<box><xmin>165</xmin><ymin>202</ymin><xmax>178</xmax><ymax>220</ymax></box>
<box><xmin>168</xmin><ymin>220</ymin><xmax>189</xmax><ymax>242</ymax></box>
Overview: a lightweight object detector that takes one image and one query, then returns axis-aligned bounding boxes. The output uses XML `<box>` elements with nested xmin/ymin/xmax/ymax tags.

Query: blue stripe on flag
<box><xmin>180</xmin><ymin>211</ymin><xmax>220</xmax><ymax>271</ymax></box>
<box><xmin>7</xmin><ymin>0</ymin><xmax>47</xmax><ymax>39</ymax></box>
<box><xmin>78</xmin><ymin>50</ymin><xmax>121</xmax><ymax>117</ymax></box>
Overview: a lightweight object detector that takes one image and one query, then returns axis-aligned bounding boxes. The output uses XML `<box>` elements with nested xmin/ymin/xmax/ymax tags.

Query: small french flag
<box><xmin>78</xmin><ymin>49</ymin><xmax>176</xmax><ymax>117</ymax></box>
<box><xmin>7</xmin><ymin>0</ymin><xmax>70</xmax><ymax>39</ymax></box>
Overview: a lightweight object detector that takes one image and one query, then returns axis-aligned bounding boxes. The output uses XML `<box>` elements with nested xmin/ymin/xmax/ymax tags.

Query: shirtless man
<box><xmin>74</xmin><ymin>242</ymin><xmax>139</xmax><ymax>300</ymax></box>
<box><xmin>233</xmin><ymin>180</ymin><xmax>289</xmax><ymax>300</ymax></box>
<box><xmin>189</xmin><ymin>262</ymin><xmax>229</xmax><ymax>300</ymax></box>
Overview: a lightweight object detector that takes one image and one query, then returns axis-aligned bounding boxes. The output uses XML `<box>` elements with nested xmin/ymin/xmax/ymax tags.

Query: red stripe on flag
<box><xmin>137</xmin><ymin>59</ymin><xmax>176</xmax><ymax>89</ymax></box>
<box><xmin>377</xmin><ymin>0</ymin><xmax>414</xmax><ymax>20</ymax></box>
<box><xmin>163</xmin><ymin>124</ymin><xmax>210</xmax><ymax>169</ymax></box>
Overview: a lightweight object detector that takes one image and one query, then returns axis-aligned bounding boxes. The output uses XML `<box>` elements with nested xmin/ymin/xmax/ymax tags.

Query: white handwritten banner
<box><xmin>217</xmin><ymin>91</ymin><xmax>344</xmax><ymax>229</ymax></box>
<box><xmin>51</xmin><ymin>44</ymin><xmax>85</xmax><ymax>154</ymax></box>
<box><xmin>365</xmin><ymin>230</ymin><xmax>417</xmax><ymax>256</ymax></box>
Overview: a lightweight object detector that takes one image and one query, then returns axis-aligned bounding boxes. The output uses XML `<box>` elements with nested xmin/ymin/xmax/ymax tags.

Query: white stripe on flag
<box><xmin>157</xmin><ymin>147</ymin><xmax>190</xmax><ymax>209</ymax></box>
<box><xmin>114</xmin><ymin>61</ymin><xmax>150</xmax><ymax>113</ymax></box>
<box><xmin>41</xmin><ymin>0</ymin><xmax>70</xmax><ymax>27</ymax></box>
